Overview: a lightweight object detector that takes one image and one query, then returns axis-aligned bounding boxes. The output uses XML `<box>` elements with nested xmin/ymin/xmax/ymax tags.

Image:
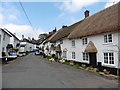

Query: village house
<box><xmin>67</xmin><ymin>2</ymin><xmax>120</xmax><ymax>75</ymax></box>
<box><xmin>19</xmin><ymin>35</ymin><xmax>37</xmax><ymax>56</ymax></box>
<box><xmin>4</xmin><ymin>29</ymin><xmax>20</xmax><ymax>49</ymax></box>
<box><xmin>49</xmin><ymin>23</ymin><xmax>82</xmax><ymax>59</ymax></box>
<box><xmin>49</xmin><ymin>2</ymin><xmax>120</xmax><ymax>75</ymax></box>
<box><xmin>0</xmin><ymin>28</ymin><xmax>12</xmax><ymax>58</ymax></box>
<box><xmin>42</xmin><ymin>28</ymin><xmax>57</xmax><ymax>56</ymax></box>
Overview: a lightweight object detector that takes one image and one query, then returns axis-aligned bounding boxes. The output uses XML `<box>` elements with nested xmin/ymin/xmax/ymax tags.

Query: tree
<box><xmin>37</xmin><ymin>33</ymin><xmax>48</xmax><ymax>44</ymax></box>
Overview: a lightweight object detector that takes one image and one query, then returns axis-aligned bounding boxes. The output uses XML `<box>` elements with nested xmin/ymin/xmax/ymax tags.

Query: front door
<box><xmin>89</xmin><ymin>53</ymin><xmax>97</xmax><ymax>67</ymax></box>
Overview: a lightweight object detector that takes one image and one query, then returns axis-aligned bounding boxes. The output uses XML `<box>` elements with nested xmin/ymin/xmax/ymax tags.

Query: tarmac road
<box><xmin>2</xmin><ymin>53</ymin><xmax>119</xmax><ymax>88</ymax></box>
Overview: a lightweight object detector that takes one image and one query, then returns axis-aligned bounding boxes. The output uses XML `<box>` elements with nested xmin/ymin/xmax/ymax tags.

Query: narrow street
<box><xmin>2</xmin><ymin>53</ymin><xmax>118</xmax><ymax>88</ymax></box>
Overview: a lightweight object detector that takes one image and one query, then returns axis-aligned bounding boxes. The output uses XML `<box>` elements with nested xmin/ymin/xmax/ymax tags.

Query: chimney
<box><xmin>84</xmin><ymin>10</ymin><xmax>89</xmax><ymax>18</ymax></box>
<box><xmin>14</xmin><ymin>33</ymin><xmax>16</xmax><ymax>35</ymax></box>
<box><xmin>49</xmin><ymin>32</ymin><xmax>52</xmax><ymax>34</ymax></box>
<box><xmin>22</xmin><ymin>35</ymin><xmax>24</xmax><ymax>40</ymax></box>
<box><xmin>53</xmin><ymin>27</ymin><xmax>56</xmax><ymax>33</ymax></box>
<box><xmin>62</xmin><ymin>25</ymin><xmax>67</xmax><ymax>28</ymax></box>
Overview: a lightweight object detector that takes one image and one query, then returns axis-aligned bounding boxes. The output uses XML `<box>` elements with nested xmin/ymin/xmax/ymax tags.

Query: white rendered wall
<box><xmin>62</xmin><ymin>32</ymin><xmax>119</xmax><ymax>68</ymax></box>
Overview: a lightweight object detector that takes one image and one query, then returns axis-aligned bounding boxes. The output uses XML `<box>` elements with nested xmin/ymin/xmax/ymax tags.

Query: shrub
<box><xmin>69</xmin><ymin>61</ymin><xmax>74</xmax><ymax>66</ymax></box>
<box><xmin>64</xmin><ymin>60</ymin><xmax>70</xmax><ymax>65</ymax></box>
<box><xmin>74</xmin><ymin>63</ymin><xmax>80</xmax><ymax>68</ymax></box>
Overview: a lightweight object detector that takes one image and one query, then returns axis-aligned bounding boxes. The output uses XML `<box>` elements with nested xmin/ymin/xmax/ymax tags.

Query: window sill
<box><xmin>103</xmin><ymin>42</ymin><xmax>113</xmax><ymax>45</ymax></box>
<box><xmin>102</xmin><ymin>63</ymin><xmax>115</xmax><ymax>68</ymax></box>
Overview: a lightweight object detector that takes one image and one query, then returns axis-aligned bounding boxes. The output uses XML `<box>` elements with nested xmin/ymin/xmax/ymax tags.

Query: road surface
<box><xmin>2</xmin><ymin>53</ymin><xmax>119</xmax><ymax>88</ymax></box>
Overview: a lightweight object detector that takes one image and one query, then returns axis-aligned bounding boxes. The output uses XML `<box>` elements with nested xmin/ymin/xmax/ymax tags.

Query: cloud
<box><xmin>0</xmin><ymin>2</ymin><xmax>45</xmax><ymax>40</ymax></box>
<box><xmin>0</xmin><ymin>2</ymin><xmax>21</xmax><ymax>25</ymax></box>
<box><xmin>59</xmin><ymin>0</ymin><xmax>99</xmax><ymax>13</ymax></box>
<box><xmin>8</xmin><ymin>14</ymin><xmax>18</xmax><ymax>20</ymax></box>
<box><xmin>105</xmin><ymin>0</ymin><xmax>120</xmax><ymax>8</ymax></box>
<box><xmin>1</xmin><ymin>24</ymin><xmax>45</xmax><ymax>40</ymax></box>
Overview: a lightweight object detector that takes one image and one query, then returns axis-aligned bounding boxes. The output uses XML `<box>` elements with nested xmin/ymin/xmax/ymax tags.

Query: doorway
<box><xmin>89</xmin><ymin>53</ymin><xmax>97</xmax><ymax>67</ymax></box>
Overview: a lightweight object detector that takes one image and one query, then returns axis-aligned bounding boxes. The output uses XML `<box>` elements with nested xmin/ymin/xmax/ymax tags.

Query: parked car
<box><xmin>35</xmin><ymin>50</ymin><xmax>40</xmax><ymax>55</ymax></box>
<box><xmin>8</xmin><ymin>50</ymin><xmax>17</xmax><ymax>59</ymax></box>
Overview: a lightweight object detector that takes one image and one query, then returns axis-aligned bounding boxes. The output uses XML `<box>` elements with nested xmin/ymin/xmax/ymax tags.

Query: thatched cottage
<box><xmin>49</xmin><ymin>2</ymin><xmax>120</xmax><ymax>75</ymax></box>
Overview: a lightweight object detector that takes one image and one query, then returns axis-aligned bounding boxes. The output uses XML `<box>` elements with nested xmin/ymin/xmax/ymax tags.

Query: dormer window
<box><xmin>82</xmin><ymin>37</ymin><xmax>87</xmax><ymax>45</ymax></box>
<box><xmin>104</xmin><ymin>34</ymin><xmax>112</xmax><ymax>43</ymax></box>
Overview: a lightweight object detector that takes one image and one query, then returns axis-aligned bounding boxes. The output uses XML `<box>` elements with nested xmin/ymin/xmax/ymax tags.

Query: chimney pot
<box><xmin>84</xmin><ymin>10</ymin><xmax>89</xmax><ymax>18</ymax></box>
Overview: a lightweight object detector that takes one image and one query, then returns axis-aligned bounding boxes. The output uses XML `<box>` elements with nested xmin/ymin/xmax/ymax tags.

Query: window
<box><xmin>82</xmin><ymin>38</ymin><xmax>87</xmax><ymax>45</ymax></box>
<box><xmin>72</xmin><ymin>52</ymin><xmax>75</xmax><ymax>59</ymax></box>
<box><xmin>109</xmin><ymin>53</ymin><xmax>114</xmax><ymax>64</ymax></box>
<box><xmin>3</xmin><ymin>33</ymin><xmax>6</xmax><ymax>41</ymax></box>
<box><xmin>63</xmin><ymin>51</ymin><xmax>67</xmax><ymax>58</ymax></box>
<box><xmin>60</xmin><ymin>40</ymin><xmax>63</xmax><ymax>44</ymax></box>
<box><xmin>83</xmin><ymin>53</ymin><xmax>89</xmax><ymax>61</ymax></box>
<box><xmin>104</xmin><ymin>52</ymin><xmax>114</xmax><ymax>64</ymax></box>
<box><xmin>104</xmin><ymin>53</ymin><xmax>108</xmax><ymax>63</ymax></box>
<box><xmin>71</xmin><ymin>40</ymin><xmax>75</xmax><ymax>47</ymax></box>
<box><xmin>104</xmin><ymin>34</ymin><xmax>112</xmax><ymax>43</ymax></box>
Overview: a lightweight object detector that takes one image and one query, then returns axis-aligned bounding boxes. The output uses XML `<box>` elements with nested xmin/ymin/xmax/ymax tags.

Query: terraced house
<box><xmin>46</xmin><ymin>2</ymin><xmax>120</xmax><ymax>75</ymax></box>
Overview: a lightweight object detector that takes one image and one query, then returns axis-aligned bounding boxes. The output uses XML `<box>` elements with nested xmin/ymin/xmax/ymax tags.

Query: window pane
<box><xmin>83</xmin><ymin>53</ymin><xmax>88</xmax><ymax>61</ymax></box>
<box><xmin>72</xmin><ymin>40</ymin><xmax>75</xmax><ymax>46</ymax></box>
<box><xmin>104</xmin><ymin>35</ymin><xmax>107</xmax><ymax>43</ymax></box>
<box><xmin>109</xmin><ymin>53</ymin><xmax>114</xmax><ymax>64</ymax></box>
<box><xmin>82</xmin><ymin>39</ymin><xmax>84</xmax><ymax>45</ymax></box>
<box><xmin>108</xmin><ymin>34</ymin><xmax>112</xmax><ymax>42</ymax></box>
<box><xmin>72</xmin><ymin>52</ymin><xmax>75</xmax><ymax>59</ymax></box>
<box><xmin>85</xmin><ymin>38</ymin><xmax>87</xmax><ymax>44</ymax></box>
<box><xmin>104</xmin><ymin>53</ymin><xmax>108</xmax><ymax>63</ymax></box>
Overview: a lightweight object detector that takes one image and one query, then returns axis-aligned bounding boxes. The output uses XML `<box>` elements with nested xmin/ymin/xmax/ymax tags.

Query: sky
<box><xmin>0</xmin><ymin>0</ymin><xmax>120</xmax><ymax>40</ymax></box>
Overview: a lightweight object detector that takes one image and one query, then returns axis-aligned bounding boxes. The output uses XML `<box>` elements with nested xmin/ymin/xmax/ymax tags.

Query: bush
<box><xmin>64</xmin><ymin>60</ymin><xmax>70</xmax><ymax>65</ymax></box>
<box><xmin>74</xmin><ymin>63</ymin><xmax>80</xmax><ymax>68</ymax></box>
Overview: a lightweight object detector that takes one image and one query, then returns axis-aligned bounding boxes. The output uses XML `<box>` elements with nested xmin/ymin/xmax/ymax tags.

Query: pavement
<box><xmin>2</xmin><ymin>53</ymin><xmax>119</xmax><ymax>88</ymax></box>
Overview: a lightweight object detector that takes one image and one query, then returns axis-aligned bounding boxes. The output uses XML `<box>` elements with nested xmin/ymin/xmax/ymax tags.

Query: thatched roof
<box><xmin>84</xmin><ymin>41</ymin><xmax>97</xmax><ymax>53</ymax></box>
<box><xmin>50</xmin><ymin>20</ymin><xmax>83</xmax><ymax>42</ymax></box>
<box><xmin>68</xmin><ymin>2</ymin><xmax>120</xmax><ymax>39</ymax></box>
<box><xmin>43</xmin><ymin>31</ymin><xmax>57</xmax><ymax>44</ymax></box>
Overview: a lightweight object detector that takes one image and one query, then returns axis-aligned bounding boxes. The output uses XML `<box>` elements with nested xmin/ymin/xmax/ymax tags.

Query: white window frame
<box><xmin>72</xmin><ymin>52</ymin><xmax>75</xmax><ymax>59</ymax></box>
<box><xmin>104</xmin><ymin>34</ymin><xmax>113</xmax><ymax>43</ymax></box>
<box><xmin>63</xmin><ymin>51</ymin><xmax>67</xmax><ymax>59</ymax></box>
<box><xmin>71</xmin><ymin>40</ymin><xmax>75</xmax><ymax>47</ymax></box>
<box><xmin>104</xmin><ymin>52</ymin><xmax>114</xmax><ymax>65</ymax></box>
<box><xmin>82</xmin><ymin>37</ymin><xmax>87</xmax><ymax>45</ymax></box>
<box><xmin>83</xmin><ymin>52</ymin><xmax>89</xmax><ymax>61</ymax></box>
